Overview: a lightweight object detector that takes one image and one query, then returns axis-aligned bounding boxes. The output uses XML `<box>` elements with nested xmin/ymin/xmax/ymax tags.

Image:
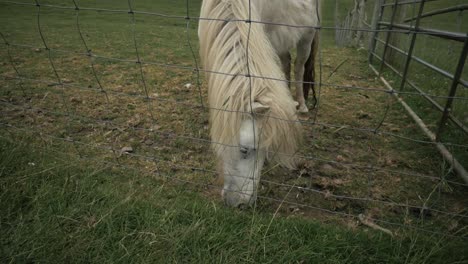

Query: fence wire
<box><xmin>0</xmin><ymin>0</ymin><xmax>467</xmax><ymax>239</ymax></box>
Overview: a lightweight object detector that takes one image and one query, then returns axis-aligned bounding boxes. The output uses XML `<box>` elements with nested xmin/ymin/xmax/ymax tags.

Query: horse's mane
<box><xmin>199</xmin><ymin>0</ymin><xmax>302</xmax><ymax>168</ymax></box>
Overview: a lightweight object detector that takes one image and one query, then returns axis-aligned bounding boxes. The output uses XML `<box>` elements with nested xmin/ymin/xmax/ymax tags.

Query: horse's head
<box><xmin>199</xmin><ymin>0</ymin><xmax>303</xmax><ymax>208</ymax></box>
<box><xmin>221</xmin><ymin>102</ymin><xmax>269</xmax><ymax>208</ymax></box>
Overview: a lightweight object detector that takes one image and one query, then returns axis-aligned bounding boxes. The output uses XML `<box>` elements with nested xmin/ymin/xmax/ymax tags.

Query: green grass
<box><xmin>1</xmin><ymin>135</ymin><xmax>468</xmax><ymax>263</ymax></box>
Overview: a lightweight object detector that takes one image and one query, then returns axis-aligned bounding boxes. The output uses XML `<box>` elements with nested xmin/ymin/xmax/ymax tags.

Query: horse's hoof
<box><xmin>298</xmin><ymin>105</ymin><xmax>309</xmax><ymax>113</ymax></box>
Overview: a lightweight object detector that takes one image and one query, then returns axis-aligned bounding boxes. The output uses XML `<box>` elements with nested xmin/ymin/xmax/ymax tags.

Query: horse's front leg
<box><xmin>295</xmin><ymin>39</ymin><xmax>313</xmax><ymax>113</ymax></box>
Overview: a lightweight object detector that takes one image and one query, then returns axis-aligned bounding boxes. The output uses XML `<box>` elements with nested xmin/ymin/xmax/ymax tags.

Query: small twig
<box><xmin>56</xmin><ymin>215</ymin><xmax>79</xmax><ymax>223</ymax></box>
<box><xmin>358</xmin><ymin>214</ymin><xmax>394</xmax><ymax>237</ymax></box>
<box><xmin>327</xmin><ymin>58</ymin><xmax>349</xmax><ymax>80</ymax></box>
<box><xmin>419</xmin><ymin>181</ymin><xmax>441</xmax><ymax>219</ymax></box>
<box><xmin>117</xmin><ymin>232</ymin><xmax>137</xmax><ymax>261</ymax></box>
<box><xmin>261</xmin><ymin>162</ymin><xmax>281</xmax><ymax>176</ymax></box>
<box><xmin>138</xmin><ymin>231</ymin><xmax>157</xmax><ymax>238</ymax></box>
<box><xmin>12</xmin><ymin>163</ymin><xmax>69</xmax><ymax>184</ymax></box>
<box><xmin>333</xmin><ymin>125</ymin><xmax>349</xmax><ymax>134</ymax></box>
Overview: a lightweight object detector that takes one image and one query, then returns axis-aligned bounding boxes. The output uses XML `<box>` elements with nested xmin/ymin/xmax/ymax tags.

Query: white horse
<box><xmin>259</xmin><ymin>0</ymin><xmax>321</xmax><ymax>113</ymax></box>
<box><xmin>199</xmin><ymin>0</ymin><xmax>303</xmax><ymax>207</ymax></box>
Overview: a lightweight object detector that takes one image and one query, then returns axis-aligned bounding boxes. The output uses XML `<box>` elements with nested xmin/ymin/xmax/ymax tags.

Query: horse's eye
<box><xmin>240</xmin><ymin>147</ymin><xmax>248</xmax><ymax>155</ymax></box>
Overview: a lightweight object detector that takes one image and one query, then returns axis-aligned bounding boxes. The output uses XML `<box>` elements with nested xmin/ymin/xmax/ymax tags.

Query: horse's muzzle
<box><xmin>223</xmin><ymin>189</ymin><xmax>254</xmax><ymax>208</ymax></box>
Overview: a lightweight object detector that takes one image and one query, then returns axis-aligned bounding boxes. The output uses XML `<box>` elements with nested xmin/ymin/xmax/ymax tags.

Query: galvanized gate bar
<box><xmin>436</xmin><ymin>37</ymin><xmax>468</xmax><ymax>141</ymax></box>
<box><xmin>379</xmin><ymin>0</ymin><xmax>400</xmax><ymax>74</ymax></box>
<box><xmin>381</xmin><ymin>0</ymin><xmax>437</xmax><ymax>7</ymax></box>
<box><xmin>403</xmin><ymin>4</ymin><xmax>468</xmax><ymax>23</ymax></box>
<box><xmin>379</xmin><ymin>22</ymin><xmax>466</xmax><ymax>42</ymax></box>
<box><xmin>374</xmin><ymin>37</ymin><xmax>468</xmax><ymax>88</ymax></box>
<box><xmin>399</xmin><ymin>0</ymin><xmax>425</xmax><ymax>91</ymax></box>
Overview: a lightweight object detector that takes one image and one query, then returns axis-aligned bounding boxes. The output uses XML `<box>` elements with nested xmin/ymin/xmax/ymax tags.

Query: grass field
<box><xmin>1</xmin><ymin>0</ymin><xmax>468</xmax><ymax>262</ymax></box>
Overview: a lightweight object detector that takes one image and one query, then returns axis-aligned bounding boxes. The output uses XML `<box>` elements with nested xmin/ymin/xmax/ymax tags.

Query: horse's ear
<box><xmin>252</xmin><ymin>102</ymin><xmax>270</xmax><ymax>114</ymax></box>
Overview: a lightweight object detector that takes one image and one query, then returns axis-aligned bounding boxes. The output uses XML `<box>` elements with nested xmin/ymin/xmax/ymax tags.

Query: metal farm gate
<box><xmin>335</xmin><ymin>0</ymin><xmax>468</xmax><ymax>182</ymax></box>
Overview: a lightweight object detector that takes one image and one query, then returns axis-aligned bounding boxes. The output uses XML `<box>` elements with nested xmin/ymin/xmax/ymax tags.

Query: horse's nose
<box><xmin>238</xmin><ymin>203</ymin><xmax>247</xmax><ymax>210</ymax></box>
<box><xmin>224</xmin><ymin>192</ymin><xmax>240</xmax><ymax>207</ymax></box>
<box><xmin>224</xmin><ymin>190</ymin><xmax>249</xmax><ymax>208</ymax></box>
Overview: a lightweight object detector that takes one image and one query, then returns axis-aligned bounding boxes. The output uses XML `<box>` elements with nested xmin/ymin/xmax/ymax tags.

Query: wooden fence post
<box><xmin>335</xmin><ymin>0</ymin><xmax>344</xmax><ymax>46</ymax></box>
<box><xmin>347</xmin><ymin>0</ymin><xmax>359</xmax><ymax>45</ymax></box>
<box><xmin>369</xmin><ymin>0</ymin><xmax>384</xmax><ymax>63</ymax></box>
<box><xmin>354</xmin><ymin>0</ymin><xmax>368</xmax><ymax>47</ymax></box>
<box><xmin>385</xmin><ymin>2</ymin><xmax>407</xmax><ymax>68</ymax></box>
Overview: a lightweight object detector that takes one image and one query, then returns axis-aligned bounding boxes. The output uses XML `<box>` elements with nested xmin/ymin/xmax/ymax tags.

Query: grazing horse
<box><xmin>199</xmin><ymin>0</ymin><xmax>302</xmax><ymax>207</ymax></box>
<box><xmin>259</xmin><ymin>0</ymin><xmax>321</xmax><ymax>113</ymax></box>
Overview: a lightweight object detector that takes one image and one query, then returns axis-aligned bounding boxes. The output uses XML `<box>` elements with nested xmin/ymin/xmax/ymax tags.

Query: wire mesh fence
<box><xmin>0</xmin><ymin>0</ymin><xmax>467</xmax><ymax>239</ymax></box>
